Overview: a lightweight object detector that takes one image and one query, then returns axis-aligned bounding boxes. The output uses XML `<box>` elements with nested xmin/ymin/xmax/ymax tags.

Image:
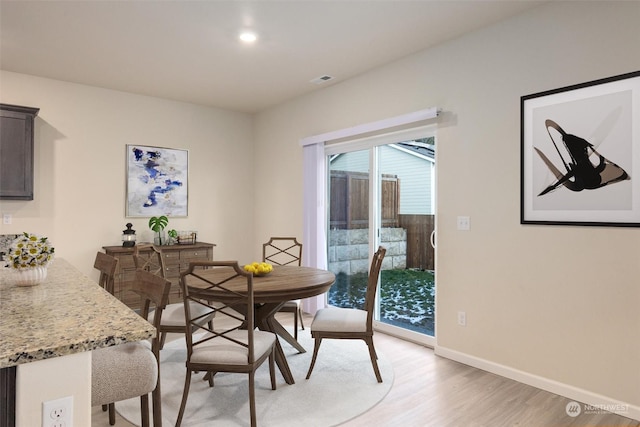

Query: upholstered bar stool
<box><xmin>91</xmin><ymin>259</ymin><xmax>171</xmax><ymax>427</ymax></box>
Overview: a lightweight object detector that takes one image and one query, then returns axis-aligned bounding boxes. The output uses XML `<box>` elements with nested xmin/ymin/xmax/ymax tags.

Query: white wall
<box><xmin>2</xmin><ymin>0</ymin><xmax>639</xmax><ymax>419</ymax></box>
<box><xmin>16</xmin><ymin>352</ymin><xmax>91</xmax><ymax>426</ymax></box>
<box><xmin>254</xmin><ymin>0</ymin><xmax>640</xmax><ymax>416</ymax></box>
<box><xmin>0</xmin><ymin>71</ymin><xmax>256</xmax><ymax>275</ymax></box>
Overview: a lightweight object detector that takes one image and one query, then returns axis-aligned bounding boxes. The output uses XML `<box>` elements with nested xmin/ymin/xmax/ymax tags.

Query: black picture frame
<box><xmin>521</xmin><ymin>71</ymin><xmax>640</xmax><ymax>227</ymax></box>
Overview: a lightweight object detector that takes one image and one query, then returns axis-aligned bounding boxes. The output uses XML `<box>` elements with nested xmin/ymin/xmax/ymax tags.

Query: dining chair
<box><xmin>93</xmin><ymin>252</ymin><xmax>122</xmax><ymax>419</ymax></box>
<box><xmin>133</xmin><ymin>244</ymin><xmax>215</xmax><ymax>349</ymax></box>
<box><xmin>92</xmin><ymin>267</ymin><xmax>172</xmax><ymax>427</ymax></box>
<box><xmin>262</xmin><ymin>237</ymin><xmax>305</xmax><ymax>339</ymax></box>
<box><xmin>94</xmin><ymin>251</ymin><xmax>118</xmax><ymax>295</ymax></box>
<box><xmin>175</xmin><ymin>261</ymin><xmax>277</xmax><ymax>427</ymax></box>
<box><xmin>132</xmin><ymin>243</ymin><xmax>165</xmax><ymax>277</ymax></box>
<box><xmin>305</xmin><ymin>246</ymin><xmax>387</xmax><ymax>383</ymax></box>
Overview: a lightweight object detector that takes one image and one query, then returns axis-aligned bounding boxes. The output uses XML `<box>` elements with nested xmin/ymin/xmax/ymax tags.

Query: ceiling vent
<box><xmin>310</xmin><ymin>75</ymin><xmax>334</xmax><ymax>85</ymax></box>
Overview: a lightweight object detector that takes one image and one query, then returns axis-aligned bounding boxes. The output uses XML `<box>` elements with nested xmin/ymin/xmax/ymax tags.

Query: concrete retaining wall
<box><xmin>328</xmin><ymin>227</ymin><xmax>406</xmax><ymax>274</ymax></box>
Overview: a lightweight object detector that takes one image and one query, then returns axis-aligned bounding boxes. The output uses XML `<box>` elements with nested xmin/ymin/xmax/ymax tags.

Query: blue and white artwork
<box><xmin>126</xmin><ymin>145</ymin><xmax>188</xmax><ymax>217</ymax></box>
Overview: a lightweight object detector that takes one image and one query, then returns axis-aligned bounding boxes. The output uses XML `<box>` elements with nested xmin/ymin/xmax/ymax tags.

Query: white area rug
<box><xmin>116</xmin><ymin>329</ymin><xmax>393</xmax><ymax>427</ymax></box>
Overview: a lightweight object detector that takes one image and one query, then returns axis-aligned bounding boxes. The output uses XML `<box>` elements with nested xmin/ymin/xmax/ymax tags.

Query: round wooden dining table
<box><xmin>191</xmin><ymin>265</ymin><xmax>335</xmax><ymax>384</ymax></box>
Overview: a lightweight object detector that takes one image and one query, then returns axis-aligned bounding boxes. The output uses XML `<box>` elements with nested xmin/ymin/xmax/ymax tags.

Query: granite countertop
<box><xmin>0</xmin><ymin>258</ymin><xmax>155</xmax><ymax>368</ymax></box>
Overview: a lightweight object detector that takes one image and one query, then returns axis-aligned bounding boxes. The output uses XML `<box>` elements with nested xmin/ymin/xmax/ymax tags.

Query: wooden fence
<box><xmin>330</xmin><ymin>170</ymin><xmax>399</xmax><ymax>229</ymax></box>
<box><xmin>399</xmin><ymin>214</ymin><xmax>435</xmax><ymax>271</ymax></box>
<box><xmin>330</xmin><ymin>170</ymin><xmax>434</xmax><ymax>271</ymax></box>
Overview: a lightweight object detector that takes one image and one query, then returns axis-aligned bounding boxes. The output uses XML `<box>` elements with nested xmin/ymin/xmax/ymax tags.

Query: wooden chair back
<box><xmin>262</xmin><ymin>237</ymin><xmax>305</xmax><ymax>339</ymax></box>
<box><xmin>262</xmin><ymin>237</ymin><xmax>302</xmax><ymax>266</ymax></box>
<box><xmin>364</xmin><ymin>246</ymin><xmax>386</xmax><ymax>332</ymax></box>
<box><xmin>179</xmin><ymin>261</ymin><xmax>255</xmax><ymax>362</ymax></box>
<box><xmin>133</xmin><ymin>244</ymin><xmax>166</xmax><ymax>278</ymax></box>
<box><xmin>94</xmin><ymin>252</ymin><xmax>118</xmax><ymax>295</ymax></box>
<box><xmin>121</xmin><ymin>269</ymin><xmax>171</xmax><ymax>426</ymax></box>
<box><xmin>133</xmin><ymin>269</ymin><xmax>172</xmax><ymax>353</ymax></box>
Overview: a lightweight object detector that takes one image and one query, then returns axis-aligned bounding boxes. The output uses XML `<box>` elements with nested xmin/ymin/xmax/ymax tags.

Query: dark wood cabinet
<box><xmin>0</xmin><ymin>104</ymin><xmax>39</xmax><ymax>200</ymax></box>
<box><xmin>103</xmin><ymin>242</ymin><xmax>215</xmax><ymax>309</ymax></box>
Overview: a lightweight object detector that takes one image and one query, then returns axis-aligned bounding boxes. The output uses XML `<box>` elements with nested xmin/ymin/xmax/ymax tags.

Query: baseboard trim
<box><xmin>434</xmin><ymin>345</ymin><xmax>640</xmax><ymax>422</ymax></box>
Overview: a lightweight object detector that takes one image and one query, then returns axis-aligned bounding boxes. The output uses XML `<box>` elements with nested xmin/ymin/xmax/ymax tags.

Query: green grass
<box><xmin>328</xmin><ymin>268</ymin><xmax>435</xmax><ymax>335</ymax></box>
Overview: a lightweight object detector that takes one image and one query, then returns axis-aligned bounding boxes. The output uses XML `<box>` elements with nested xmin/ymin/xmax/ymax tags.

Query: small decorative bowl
<box><xmin>253</xmin><ymin>271</ymin><xmax>271</xmax><ymax>277</ymax></box>
<box><xmin>243</xmin><ymin>262</ymin><xmax>273</xmax><ymax>277</ymax></box>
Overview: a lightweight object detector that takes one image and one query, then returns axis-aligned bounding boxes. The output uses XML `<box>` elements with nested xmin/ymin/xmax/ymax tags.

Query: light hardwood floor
<box><xmin>92</xmin><ymin>312</ymin><xmax>638</xmax><ymax>427</ymax></box>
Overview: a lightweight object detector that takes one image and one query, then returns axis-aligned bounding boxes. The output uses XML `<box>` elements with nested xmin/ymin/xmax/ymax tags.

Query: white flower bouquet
<box><xmin>6</xmin><ymin>232</ymin><xmax>55</xmax><ymax>270</ymax></box>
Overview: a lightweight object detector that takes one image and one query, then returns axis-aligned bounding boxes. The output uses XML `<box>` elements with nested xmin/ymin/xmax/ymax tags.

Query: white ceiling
<box><xmin>0</xmin><ymin>1</ymin><xmax>544</xmax><ymax>113</ymax></box>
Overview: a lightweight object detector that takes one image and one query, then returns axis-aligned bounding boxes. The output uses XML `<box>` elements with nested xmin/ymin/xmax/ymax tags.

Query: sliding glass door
<box><xmin>376</xmin><ymin>141</ymin><xmax>435</xmax><ymax>340</ymax></box>
<box><xmin>325</xmin><ymin>131</ymin><xmax>436</xmax><ymax>345</ymax></box>
<box><xmin>326</xmin><ymin>148</ymin><xmax>373</xmax><ymax>312</ymax></box>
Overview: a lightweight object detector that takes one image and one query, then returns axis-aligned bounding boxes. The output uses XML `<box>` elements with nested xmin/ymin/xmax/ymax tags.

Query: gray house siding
<box><xmin>330</xmin><ymin>144</ymin><xmax>434</xmax><ymax>214</ymax></box>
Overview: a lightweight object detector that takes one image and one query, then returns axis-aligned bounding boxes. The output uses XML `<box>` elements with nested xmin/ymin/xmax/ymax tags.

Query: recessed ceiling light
<box><xmin>239</xmin><ymin>31</ymin><xmax>257</xmax><ymax>43</ymax></box>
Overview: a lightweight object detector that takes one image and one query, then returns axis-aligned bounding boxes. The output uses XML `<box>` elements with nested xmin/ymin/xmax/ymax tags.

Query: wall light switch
<box><xmin>3</xmin><ymin>214</ymin><xmax>11</xmax><ymax>225</ymax></box>
<box><xmin>457</xmin><ymin>311</ymin><xmax>467</xmax><ymax>326</ymax></box>
<box><xmin>457</xmin><ymin>216</ymin><xmax>470</xmax><ymax>230</ymax></box>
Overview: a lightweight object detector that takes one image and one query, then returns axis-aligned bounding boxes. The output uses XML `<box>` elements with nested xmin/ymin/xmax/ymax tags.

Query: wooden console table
<box><xmin>103</xmin><ymin>242</ymin><xmax>215</xmax><ymax>309</ymax></box>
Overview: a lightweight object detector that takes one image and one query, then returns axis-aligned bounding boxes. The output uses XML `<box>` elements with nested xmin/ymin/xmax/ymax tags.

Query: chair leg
<box><xmin>203</xmin><ymin>371</ymin><xmax>215</xmax><ymax>387</ymax></box>
<box><xmin>159</xmin><ymin>331</ymin><xmax>167</xmax><ymax>350</ymax></box>
<box><xmin>305</xmin><ymin>337</ymin><xmax>323</xmax><ymax>379</ymax></box>
<box><xmin>293</xmin><ymin>310</ymin><xmax>298</xmax><ymax>340</ymax></box>
<box><xmin>175</xmin><ymin>370</ymin><xmax>193</xmax><ymax>427</ymax></box>
<box><xmin>249</xmin><ymin>371</ymin><xmax>257</xmax><ymax>427</ymax></box>
<box><xmin>108</xmin><ymin>403</ymin><xmax>116</xmax><ymax>425</ymax></box>
<box><xmin>140</xmin><ymin>394</ymin><xmax>150</xmax><ymax>427</ymax></box>
<box><xmin>365</xmin><ymin>337</ymin><xmax>383</xmax><ymax>383</ymax></box>
<box><xmin>298</xmin><ymin>307</ymin><xmax>305</xmax><ymax>330</ymax></box>
<box><xmin>269</xmin><ymin>350</ymin><xmax>276</xmax><ymax>390</ymax></box>
<box><xmin>152</xmin><ymin>368</ymin><xmax>162</xmax><ymax>427</ymax></box>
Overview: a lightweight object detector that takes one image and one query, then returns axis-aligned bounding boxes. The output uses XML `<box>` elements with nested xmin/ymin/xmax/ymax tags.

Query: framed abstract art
<box><xmin>521</xmin><ymin>71</ymin><xmax>640</xmax><ymax>226</ymax></box>
<box><xmin>126</xmin><ymin>144</ymin><xmax>189</xmax><ymax>217</ymax></box>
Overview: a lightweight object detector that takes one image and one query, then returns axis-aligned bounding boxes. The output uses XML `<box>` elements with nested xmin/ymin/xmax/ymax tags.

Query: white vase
<box><xmin>14</xmin><ymin>266</ymin><xmax>48</xmax><ymax>287</ymax></box>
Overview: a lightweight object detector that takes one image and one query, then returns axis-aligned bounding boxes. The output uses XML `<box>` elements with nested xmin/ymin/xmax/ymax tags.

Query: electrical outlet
<box><xmin>42</xmin><ymin>396</ymin><xmax>73</xmax><ymax>427</ymax></box>
<box><xmin>2</xmin><ymin>214</ymin><xmax>11</xmax><ymax>225</ymax></box>
<box><xmin>457</xmin><ymin>311</ymin><xmax>467</xmax><ymax>326</ymax></box>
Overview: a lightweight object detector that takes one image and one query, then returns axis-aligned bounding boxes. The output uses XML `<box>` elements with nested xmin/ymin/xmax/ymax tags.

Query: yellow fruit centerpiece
<box><xmin>243</xmin><ymin>262</ymin><xmax>273</xmax><ymax>276</ymax></box>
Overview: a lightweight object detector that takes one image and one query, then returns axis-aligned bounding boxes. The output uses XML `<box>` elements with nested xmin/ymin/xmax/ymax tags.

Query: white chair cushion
<box><xmin>310</xmin><ymin>307</ymin><xmax>367</xmax><ymax>333</ymax></box>
<box><xmin>91</xmin><ymin>341</ymin><xmax>157</xmax><ymax>406</ymax></box>
<box><xmin>148</xmin><ymin>301</ymin><xmax>213</xmax><ymax>327</ymax></box>
<box><xmin>190</xmin><ymin>330</ymin><xmax>276</xmax><ymax>365</ymax></box>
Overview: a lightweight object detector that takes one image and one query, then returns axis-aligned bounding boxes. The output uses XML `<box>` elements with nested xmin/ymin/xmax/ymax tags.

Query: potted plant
<box><xmin>148</xmin><ymin>215</ymin><xmax>169</xmax><ymax>245</ymax></box>
<box><xmin>6</xmin><ymin>232</ymin><xmax>55</xmax><ymax>286</ymax></box>
<box><xmin>167</xmin><ymin>229</ymin><xmax>178</xmax><ymax>245</ymax></box>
